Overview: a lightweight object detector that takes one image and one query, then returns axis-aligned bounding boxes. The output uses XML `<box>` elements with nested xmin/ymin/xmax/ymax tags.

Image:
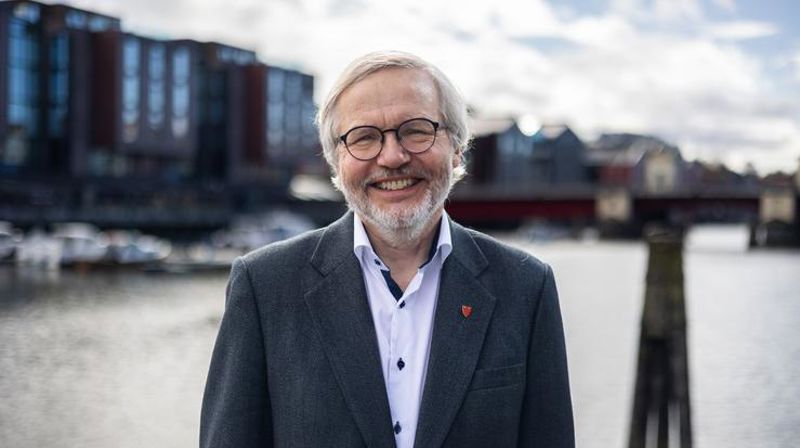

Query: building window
<box><xmin>209</xmin><ymin>101</ymin><xmax>224</xmax><ymax>125</ymax></box>
<box><xmin>122</xmin><ymin>37</ymin><xmax>141</xmax><ymax>143</ymax></box>
<box><xmin>12</xmin><ymin>2</ymin><xmax>40</xmax><ymax>23</ymax></box>
<box><xmin>217</xmin><ymin>47</ymin><xmax>232</xmax><ymax>63</ymax></box>
<box><xmin>48</xmin><ymin>33</ymin><xmax>69</xmax><ymax>137</ymax></box>
<box><xmin>7</xmin><ymin>12</ymin><xmax>40</xmax><ymax>138</ymax></box>
<box><xmin>268</xmin><ymin>68</ymin><xmax>285</xmax><ymax>99</ymax></box>
<box><xmin>302</xmin><ymin>100</ymin><xmax>317</xmax><ymax>148</ymax></box>
<box><xmin>285</xmin><ymin>73</ymin><xmax>302</xmax><ymax>147</ymax></box>
<box><xmin>171</xmin><ymin>47</ymin><xmax>190</xmax><ymax>138</ymax></box>
<box><xmin>267</xmin><ymin>68</ymin><xmax>286</xmax><ymax>152</ymax></box>
<box><xmin>267</xmin><ymin>103</ymin><xmax>284</xmax><ymax>149</ymax></box>
<box><xmin>301</xmin><ymin>75</ymin><xmax>316</xmax><ymax>149</ymax></box>
<box><xmin>206</xmin><ymin>72</ymin><xmax>225</xmax><ymax>126</ymax></box>
<box><xmin>216</xmin><ymin>46</ymin><xmax>255</xmax><ymax>65</ymax></box>
<box><xmin>65</xmin><ymin>10</ymin><xmax>87</xmax><ymax>29</ymax></box>
<box><xmin>147</xmin><ymin>43</ymin><xmax>166</xmax><ymax>130</ymax></box>
<box><xmin>235</xmin><ymin>50</ymin><xmax>254</xmax><ymax>65</ymax></box>
<box><xmin>88</xmin><ymin>16</ymin><xmax>112</xmax><ymax>32</ymax></box>
<box><xmin>286</xmin><ymin>72</ymin><xmax>301</xmax><ymax>103</ymax></box>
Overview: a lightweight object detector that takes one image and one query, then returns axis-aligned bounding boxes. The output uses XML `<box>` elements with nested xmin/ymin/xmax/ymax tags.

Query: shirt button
<box><xmin>374</xmin><ymin>259</ymin><xmax>381</xmax><ymax>266</ymax></box>
<box><xmin>394</xmin><ymin>421</ymin><xmax>402</xmax><ymax>434</ymax></box>
<box><xmin>397</xmin><ymin>358</ymin><xmax>405</xmax><ymax>370</ymax></box>
<box><xmin>399</xmin><ymin>301</ymin><xmax>406</xmax><ymax>308</ymax></box>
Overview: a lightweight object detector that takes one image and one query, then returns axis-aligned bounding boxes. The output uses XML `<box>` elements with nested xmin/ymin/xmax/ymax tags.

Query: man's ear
<box><xmin>452</xmin><ymin>148</ymin><xmax>462</xmax><ymax>168</ymax></box>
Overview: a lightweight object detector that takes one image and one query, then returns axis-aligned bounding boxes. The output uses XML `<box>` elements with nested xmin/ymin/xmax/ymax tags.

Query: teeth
<box><xmin>376</xmin><ymin>179</ymin><xmax>416</xmax><ymax>191</ymax></box>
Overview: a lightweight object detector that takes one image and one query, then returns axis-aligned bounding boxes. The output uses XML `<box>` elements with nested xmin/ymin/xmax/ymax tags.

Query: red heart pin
<box><xmin>461</xmin><ymin>305</ymin><xmax>473</xmax><ymax>318</ymax></box>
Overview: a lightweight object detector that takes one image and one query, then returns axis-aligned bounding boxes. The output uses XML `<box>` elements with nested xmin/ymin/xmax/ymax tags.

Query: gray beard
<box><xmin>341</xmin><ymin>164</ymin><xmax>452</xmax><ymax>247</ymax></box>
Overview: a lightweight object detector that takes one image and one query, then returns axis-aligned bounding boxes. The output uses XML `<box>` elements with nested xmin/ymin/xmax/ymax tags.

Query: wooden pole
<box><xmin>628</xmin><ymin>227</ymin><xmax>693</xmax><ymax>448</ymax></box>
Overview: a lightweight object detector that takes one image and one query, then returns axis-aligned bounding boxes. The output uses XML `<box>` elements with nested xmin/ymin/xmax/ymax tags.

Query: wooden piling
<box><xmin>628</xmin><ymin>227</ymin><xmax>693</xmax><ymax>448</ymax></box>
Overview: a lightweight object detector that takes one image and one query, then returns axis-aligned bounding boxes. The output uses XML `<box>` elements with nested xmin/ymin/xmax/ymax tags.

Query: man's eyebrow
<box><xmin>346</xmin><ymin>115</ymin><xmax>439</xmax><ymax>129</ymax></box>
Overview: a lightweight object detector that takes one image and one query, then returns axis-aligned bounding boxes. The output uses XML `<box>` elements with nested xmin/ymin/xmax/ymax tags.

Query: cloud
<box><xmin>562</xmin><ymin>14</ymin><xmax>639</xmax><ymax>49</ymax></box>
<box><xmin>652</xmin><ymin>0</ymin><xmax>704</xmax><ymax>22</ymax></box>
<box><xmin>706</xmin><ymin>21</ymin><xmax>780</xmax><ymax>41</ymax></box>
<box><xmin>545</xmin><ymin>31</ymin><xmax>799</xmax><ymax>172</ymax></box>
<box><xmin>611</xmin><ymin>0</ymin><xmax>704</xmax><ymax>23</ymax></box>
<box><xmin>794</xmin><ymin>51</ymin><xmax>800</xmax><ymax>82</ymax></box>
<box><xmin>710</xmin><ymin>0</ymin><xmax>737</xmax><ymax>13</ymax></box>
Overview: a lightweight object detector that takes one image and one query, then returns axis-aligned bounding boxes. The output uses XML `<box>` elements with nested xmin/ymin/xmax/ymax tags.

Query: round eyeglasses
<box><xmin>338</xmin><ymin>117</ymin><xmax>444</xmax><ymax>161</ymax></box>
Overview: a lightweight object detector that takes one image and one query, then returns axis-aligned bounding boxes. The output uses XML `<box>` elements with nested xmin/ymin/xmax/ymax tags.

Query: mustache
<box><xmin>361</xmin><ymin>167</ymin><xmax>430</xmax><ymax>186</ymax></box>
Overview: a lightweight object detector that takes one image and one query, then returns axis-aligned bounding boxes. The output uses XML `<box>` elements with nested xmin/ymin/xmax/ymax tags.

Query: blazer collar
<box><xmin>413</xmin><ymin>220</ymin><xmax>496</xmax><ymax>448</ymax></box>
<box><xmin>306</xmin><ymin>211</ymin><xmax>495</xmax><ymax>448</ymax></box>
<box><xmin>309</xmin><ymin>211</ymin><xmax>357</xmax><ymax>277</ymax></box>
<box><xmin>304</xmin><ymin>211</ymin><xmax>395</xmax><ymax>447</ymax></box>
<box><xmin>446</xmin><ymin>218</ymin><xmax>489</xmax><ymax>276</ymax></box>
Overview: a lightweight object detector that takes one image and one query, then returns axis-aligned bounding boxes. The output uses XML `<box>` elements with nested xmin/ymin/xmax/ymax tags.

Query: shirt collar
<box><xmin>353</xmin><ymin>212</ymin><xmax>453</xmax><ymax>268</ymax></box>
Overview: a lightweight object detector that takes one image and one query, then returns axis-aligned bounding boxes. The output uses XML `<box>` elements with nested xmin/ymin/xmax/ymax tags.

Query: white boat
<box><xmin>16</xmin><ymin>228</ymin><xmax>62</xmax><ymax>269</ymax></box>
<box><xmin>105</xmin><ymin>230</ymin><xmax>172</xmax><ymax>265</ymax></box>
<box><xmin>52</xmin><ymin>223</ymin><xmax>109</xmax><ymax>265</ymax></box>
<box><xmin>516</xmin><ymin>221</ymin><xmax>572</xmax><ymax>243</ymax></box>
<box><xmin>212</xmin><ymin>210</ymin><xmax>315</xmax><ymax>253</ymax></box>
<box><xmin>0</xmin><ymin>221</ymin><xmax>23</xmax><ymax>260</ymax></box>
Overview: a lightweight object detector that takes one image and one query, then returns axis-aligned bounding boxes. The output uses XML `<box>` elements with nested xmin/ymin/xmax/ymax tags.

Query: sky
<box><xmin>48</xmin><ymin>0</ymin><xmax>800</xmax><ymax>174</ymax></box>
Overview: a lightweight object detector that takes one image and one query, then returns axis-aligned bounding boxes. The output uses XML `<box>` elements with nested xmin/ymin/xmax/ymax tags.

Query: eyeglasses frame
<box><xmin>338</xmin><ymin>117</ymin><xmax>445</xmax><ymax>161</ymax></box>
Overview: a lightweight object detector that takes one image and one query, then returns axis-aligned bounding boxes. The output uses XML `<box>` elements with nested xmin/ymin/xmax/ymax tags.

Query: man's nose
<box><xmin>376</xmin><ymin>132</ymin><xmax>411</xmax><ymax>168</ymax></box>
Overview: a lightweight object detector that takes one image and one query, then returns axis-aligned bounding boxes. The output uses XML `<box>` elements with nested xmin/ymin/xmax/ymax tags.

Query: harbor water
<box><xmin>1</xmin><ymin>224</ymin><xmax>798</xmax><ymax>447</ymax></box>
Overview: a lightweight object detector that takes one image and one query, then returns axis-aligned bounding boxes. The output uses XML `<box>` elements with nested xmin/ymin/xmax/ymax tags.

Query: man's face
<box><xmin>335</xmin><ymin>68</ymin><xmax>459</xmax><ymax>240</ymax></box>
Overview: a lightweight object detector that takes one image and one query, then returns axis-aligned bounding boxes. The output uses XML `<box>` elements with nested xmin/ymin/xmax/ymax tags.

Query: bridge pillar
<box><xmin>628</xmin><ymin>227</ymin><xmax>693</xmax><ymax>448</ymax></box>
<box><xmin>596</xmin><ymin>188</ymin><xmax>640</xmax><ymax>238</ymax></box>
<box><xmin>750</xmin><ymin>188</ymin><xmax>799</xmax><ymax>248</ymax></box>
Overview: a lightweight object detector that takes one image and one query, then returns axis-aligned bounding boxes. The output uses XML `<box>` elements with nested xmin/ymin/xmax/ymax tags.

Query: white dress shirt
<box><xmin>353</xmin><ymin>213</ymin><xmax>453</xmax><ymax>448</ymax></box>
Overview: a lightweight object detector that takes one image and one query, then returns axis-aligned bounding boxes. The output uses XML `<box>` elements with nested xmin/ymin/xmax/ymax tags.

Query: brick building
<box><xmin>0</xmin><ymin>0</ymin><xmax>319</xmax><ymax>187</ymax></box>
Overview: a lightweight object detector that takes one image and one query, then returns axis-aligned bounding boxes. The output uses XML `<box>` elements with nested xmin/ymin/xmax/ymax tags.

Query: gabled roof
<box><xmin>587</xmin><ymin>133</ymin><xmax>681</xmax><ymax>166</ymax></box>
<box><xmin>536</xmin><ymin>124</ymin><xmax>570</xmax><ymax>140</ymax></box>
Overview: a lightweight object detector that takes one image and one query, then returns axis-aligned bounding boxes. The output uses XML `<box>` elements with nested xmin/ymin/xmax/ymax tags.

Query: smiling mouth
<box><xmin>371</xmin><ymin>178</ymin><xmax>421</xmax><ymax>191</ymax></box>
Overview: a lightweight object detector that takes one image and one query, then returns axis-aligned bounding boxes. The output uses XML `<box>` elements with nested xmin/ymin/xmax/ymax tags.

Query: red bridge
<box><xmin>445</xmin><ymin>185</ymin><xmax>764</xmax><ymax>226</ymax></box>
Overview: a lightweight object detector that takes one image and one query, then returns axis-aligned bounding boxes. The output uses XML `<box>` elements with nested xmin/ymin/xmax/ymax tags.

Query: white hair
<box><xmin>316</xmin><ymin>51</ymin><xmax>471</xmax><ymax>189</ymax></box>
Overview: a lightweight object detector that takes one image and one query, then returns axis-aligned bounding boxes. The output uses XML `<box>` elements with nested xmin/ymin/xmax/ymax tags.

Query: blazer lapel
<box><xmin>414</xmin><ymin>222</ymin><xmax>497</xmax><ymax>448</ymax></box>
<box><xmin>304</xmin><ymin>213</ymin><xmax>396</xmax><ymax>448</ymax></box>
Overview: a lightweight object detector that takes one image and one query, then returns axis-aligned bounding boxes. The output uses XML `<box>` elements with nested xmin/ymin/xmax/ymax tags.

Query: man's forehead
<box><xmin>335</xmin><ymin>67</ymin><xmax>440</xmax><ymax>129</ymax></box>
<box><xmin>355</xmin><ymin>66</ymin><xmax>433</xmax><ymax>88</ymax></box>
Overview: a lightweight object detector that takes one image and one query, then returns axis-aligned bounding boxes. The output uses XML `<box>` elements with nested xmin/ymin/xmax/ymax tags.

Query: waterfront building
<box><xmin>530</xmin><ymin>124</ymin><xmax>586</xmax><ymax>185</ymax></box>
<box><xmin>0</xmin><ymin>0</ymin><xmax>317</xmax><ymax>185</ymax></box>
<box><xmin>468</xmin><ymin>118</ymin><xmax>524</xmax><ymax>187</ymax></box>
<box><xmin>467</xmin><ymin>118</ymin><xmax>587</xmax><ymax>191</ymax></box>
<box><xmin>85</xmin><ymin>37</ymin><xmax>305</xmax><ymax>208</ymax></box>
<box><xmin>586</xmin><ymin>133</ymin><xmax>684</xmax><ymax>193</ymax></box>
<box><xmin>89</xmin><ymin>32</ymin><xmax>199</xmax><ymax>181</ymax></box>
<box><xmin>683</xmin><ymin>160</ymin><xmax>759</xmax><ymax>195</ymax></box>
<box><xmin>795</xmin><ymin>158</ymin><xmax>800</xmax><ymax>192</ymax></box>
<box><xmin>0</xmin><ymin>0</ymin><xmax>118</xmax><ymax>177</ymax></box>
<box><xmin>243</xmin><ymin>63</ymin><xmax>319</xmax><ymax>178</ymax></box>
<box><xmin>0</xmin><ymin>0</ymin><xmax>319</xmax><ymax>224</ymax></box>
<box><xmin>642</xmin><ymin>148</ymin><xmax>681</xmax><ymax>194</ymax></box>
<box><xmin>188</xmin><ymin>41</ymin><xmax>257</xmax><ymax>183</ymax></box>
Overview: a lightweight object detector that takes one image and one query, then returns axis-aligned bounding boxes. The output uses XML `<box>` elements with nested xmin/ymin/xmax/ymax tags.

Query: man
<box><xmin>201</xmin><ymin>51</ymin><xmax>574</xmax><ymax>448</ymax></box>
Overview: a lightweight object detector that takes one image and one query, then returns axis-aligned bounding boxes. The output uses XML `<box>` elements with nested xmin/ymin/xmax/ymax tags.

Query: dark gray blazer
<box><xmin>201</xmin><ymin>212</ymin><xmax>574</xmax><ymax>448</ymax></box>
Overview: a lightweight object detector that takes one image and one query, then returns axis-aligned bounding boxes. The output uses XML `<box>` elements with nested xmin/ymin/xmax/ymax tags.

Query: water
<box><xmin>1</xmin><ymin>225</ymin><xmax>798</xmax><ymax>447</ymax></box>
<box><xmin>0</xmin><ymin>269</ymin><xmax>226</xmax><ymax>447</ymax></box>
